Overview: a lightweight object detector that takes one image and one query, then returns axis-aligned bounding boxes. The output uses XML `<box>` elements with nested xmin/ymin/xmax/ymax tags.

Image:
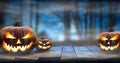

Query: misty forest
<box><xmin>0</xmin><ymin>0</ymin><xmax>120</xmax><ymax>43</ymax></box>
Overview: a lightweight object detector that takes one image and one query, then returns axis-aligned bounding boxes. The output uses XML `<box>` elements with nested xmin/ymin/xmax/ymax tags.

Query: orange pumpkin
<box><xmin>36</xmin><ymin>38</ymin><xmax>52</xmax><ymax>51</ymax></box>
<box><xmin>98</xmin><ymin>32</ymin><xmax>120</xmax><ymax>51</ymax></box>
<box><xmin>0</xmin><ymin>21</ymin><xmax>37</xmax><ymax>53</ymax></box>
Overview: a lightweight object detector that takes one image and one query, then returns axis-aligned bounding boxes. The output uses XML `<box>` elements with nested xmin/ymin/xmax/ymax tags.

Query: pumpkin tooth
<box><xmin>47</xmin><ymin>45</ymin><xmax>51</xmax><ymax>48</ymax></box>
<box><xmin>20</xmin><ymin>46</ymin><xmax>26</xmax><ymax>51</ymax></box>
<box><xmin>114</xmin><ymin>44</ymin><xmax>119</xmax><ymax>49</ymax></box>
<box><xmin>27</xmin><ymin>44</ymin><xmax>30</xmax><ymax>49</ymax></box>
<box><xmin>10</xmin><ymin>44</ymin><xmax>12</xmax><ymax>47</ymax></box>
<box><xmin>24</xmin><ymin>44</ymin><xmax>26</xmax><ymax>47</ymax></box>
<box><xmin>10</xmin><ymin>45</ymin><xmax>12</xmax><ymax>48</ymax></box>
<box><xmin>7</xmin><ymin>45</ymin><xmax>10</xmax><ymax>50</ymax></box>
<box><xmin>9</xmin><ymin>44</ymin><xmax>11</xmax><ymax>47</ymax></box>
<box><xmin>12</xmin><ymin>46</ymin><xmax>17</xmax><ymax>52</ymax></box>
<box><xmin>17</xmin><ymin>46</ymin><xmax>21</xmax><ymax>50</ymax></box>
<box><xmin>23</xmin><ymin>45</ymin><xmax>25</xmax><ymax>48</ymax></box>
<box><xmin>12</xmin><ymin>47</ymin><xmax>18</xmax><ymax>52</ymax></box>
<box><xmin>25</xmin><ymin>45</ymin><xmax>27</xmax><ymax>49</ymax></box>
<box><xmin>6</xmin><ymin>43</ymin><xmax>8</xmax><ymax>46</ymax></box>
<box><xmin>12</xmin><ymin>45</ymin><xmax>14</xmax><ymax>48</ymax></box>
<box><xmin>110</xmin><ymin>47</ymin><xmax>114</xmax><ymax>50</ymax></box>
<box><xmin>38</xmin><ymin>45</ymin><xmax>42</xmax><ymax>48</ymax></box>
<box><xmin>11</xmin><ymin>47</ymin><xmax>18</xmax><ymax>52</ymax></box>
<box><xmin>25</xmin><ymin>45</ymin><xmax>27</xmax><ymax>48</ymax></box>
<box><xmin>7</xmin><ymin>44</ymin><xmax>10</xmax><ymax>48</ymax></box>
<box><xmin>105</xmin><ymin>47</ymin><xmax>109</xmax><ymax>50</ymax></box>
<box><xmin>27</xmin><ymin>42</ymin><xmax>33</xmax><ymax>49</ymax></box>
<box><xmin>3</xmin><ymin>41</ymin><xmax>10</xmax><ymax>51</ymax></box>
<box><xmin>13</xmin><ymin>46</ymin><xmax>15</xmax><ymax>49</ymax></box>
<box><xmin>22</xmin><ymin>45</ymin><xmax>24</xmax><ymax>49</ymax></box>
<box><xmin>99</xmin><ymin>43</ymin><xmax>105</xmax><ymax>50</ymax></box>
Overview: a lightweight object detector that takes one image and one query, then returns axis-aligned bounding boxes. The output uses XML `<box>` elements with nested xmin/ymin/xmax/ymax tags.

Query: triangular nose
<box><xmin>107</xmin><ymin>42</ymin><xmax>110</xmax><ymax>45</ymax></box>
<box><xmin>43</xmin><ymin>44</ymin><xmax>46</xmax><ymax>46</ymax></box>
<box><xmin>16</xmin><ymin>39</ymin><xmax>21</xmax><ymax>44</ymax></box>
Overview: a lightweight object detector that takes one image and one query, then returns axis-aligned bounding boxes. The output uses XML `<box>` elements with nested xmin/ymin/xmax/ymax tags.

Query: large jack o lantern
<box><xmin>0</xmin><ymin>21</ymin><xmax>37</xmax><ymax>53</ymax></box>
<box><xmin>98</xmin><ymin>32</ymin><xmax>120</xmax><ymax>51</ymax></box>
<box><xmin>36</xmin><ymin>38</ymin><xmax>52</xmax><ymax>51</ymax></box>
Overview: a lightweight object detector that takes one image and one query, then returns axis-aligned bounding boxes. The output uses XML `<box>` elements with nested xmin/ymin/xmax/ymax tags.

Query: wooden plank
<box><xmin>17</xmin><ymin>46</ymin><xmax>62</xmax><ymax>60</ymax></box>
<box><xmin>0</xmin><ymin>49</ymin><xmax>15</xmax><ymax>60</ymax></box>
<box><xmin>87</xmin><ymin>46</ymin><xmax>120</xmax><ymax>58</ymax></box>
<box><xmin>0</xmin><ymin>55</ymin><xmax>15</xmax><ymax>60</ymax></box>
<box><xmin>38</xmin><ymin>46</ymin><xmax>62</xmax><ymax>57</ymax></box>
<box><xmin>61</xmin><ymin>46</ymin><xmax>77</xmax><ymax>59</ymax></box>
<box><xmin>74</xmin><ymin>46</ymin><xmax>97</xmax><ymax>58</ymax></box>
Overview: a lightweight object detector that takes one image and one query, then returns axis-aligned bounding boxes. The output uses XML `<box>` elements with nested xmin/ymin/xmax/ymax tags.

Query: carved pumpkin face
<box><xmin>98</xmin><ymin>32</ymin><xmax>120</xmax><ymax>50</ymax></box>
<box><xmin>0</xmin><ymin>26</ymin><xmax>37</xmax><ymax>53</ymax></box>
<box><xmin>36</xmin><ymin>38</ymin><xmax>52</xmax><ymax>51</ymax></box>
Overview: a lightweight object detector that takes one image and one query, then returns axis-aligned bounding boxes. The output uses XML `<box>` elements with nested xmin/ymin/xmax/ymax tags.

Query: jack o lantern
<box><xmin>98</xmin><ymin>32</ymin><xmax>120</xmax><ymax>51</ymax></box>
<box><xmin>0</xmin><ymin>21</ymin><xmax>37</xmax><ymax>53</ymax></box>
<box><xmin>36</xmin><ymin>38</ymin><xmax>52</xmax><ymax>51</ymax></box>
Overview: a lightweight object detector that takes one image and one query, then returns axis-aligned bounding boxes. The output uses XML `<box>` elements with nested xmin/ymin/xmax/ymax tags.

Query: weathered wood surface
<box><xmin>74</xmin><ymin>46</ymin><xmax>97</xmax><ymax>58</ymax></box>
<box><xmin>0</xmin><ymin>46</ymin><xmax>120</xmax><ymax>60</ymax></box>
<box><xmin>17</xmin><ymin>46</ymin><xmax>62</xmax><ymax>60</ymax></box>
<box><xmin>61</xmin><ymin>46</ymin><xmax>77</xmax><ymax>59</ymax></box>
<box><xmin>87</xmin><ymin>46</ymin><xmax>120</xmax><ymax>59</ymax></box>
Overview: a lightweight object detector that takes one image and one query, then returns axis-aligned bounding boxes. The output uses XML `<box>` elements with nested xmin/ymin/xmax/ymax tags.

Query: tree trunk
<box><xmin>74</xmin><ymin>0</ymin><xmax>81</xmax><ymax>40</ymax></box>
<box><xmin>36</xmin><ymin>1</ymin><xmax>39</xmax><ymax>34</ymax></box>
<box><xmin>108</xmin><ymin>2</ymin><xmax>115</xmax><ymax>32</ymax></box>
<box><xmin>64</xmin><ymin>0</ymin><xmax>71</xmax><ymax>41</ymax></box>
<box><xmin>18</xmin><ymin>0</ymin><xmax>23</xmax><ymax>22</ymax></box>
<box><xmin>90</xmin><ymin>12</ymin><xmax>96</xmax><ymax>39</ymax></box>
<box><xmin>29</xmin><ymin>0</ymin><xmax>33</xmax><ymax>28</ymax></box>
<box><xmin>99</xmin><ymin>1</ymin><xmax>102</xmax><ymax>33</ymax></box>
<box><xmin>84</xmin><ymin>1</ymin><xmax>89</xmax><ymax>38</ymax></box>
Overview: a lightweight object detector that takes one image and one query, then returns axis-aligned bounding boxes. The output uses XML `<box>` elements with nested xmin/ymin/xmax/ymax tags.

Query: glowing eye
<box><xmin>100</xmin><ymin>36</ymin><xmax>108</xmax><ymax>41</ymax></box>
<box><xmin>110</xmin><ymin>35</ymin><xmax>118</xmax><ymax>40</ymax></box>
<box><xmin>46</xmin><ymin>41</ymin><xmax>50</xmax><ymax>44</ymax></box>
<box><xmin>5</xmin><ymin>31</ymin><xmax>15</xmax><ymax>39</ymax></box>
<box><xmin>22</xmin><ymin>32</ymin><xmax>31</xmax><ymax>39</ymax></box>
<box><xmin>38</xmin><ymin>41</ymin><xmax>43</xmax><ymax>44</ymax></box>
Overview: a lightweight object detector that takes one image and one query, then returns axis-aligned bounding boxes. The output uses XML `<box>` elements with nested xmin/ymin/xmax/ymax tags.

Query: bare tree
<box><xmin>89</xmin><ymin>2</ymin><xmax>97</xmax><ymax>38</ymax></box>
<box><xmin>64</xmin><ymin>0</ymin><xmax>71</xmax><ymax>41</ymax></box>
<box><xmin>84</xmin><ymin>13</ymin><xmax>88</xmax><ymax>37</ymax></box>
<box><xmin>99</xmin><ymin>1</ymin><xmax>103</xmax><ymax>33</ymax></box>
<box><xmin>35</xmin><ymin>1</ymin><xmax>39</xmax><ymax>34</ymax></box>
<box><xmin>29</xmin><ymin>0</ymin><xmax>33</xmax><ymax>28</ymax></box>
<box><xmin>74</xmin><ymin>0</ymin><xmax>81</xmax><ymax>40</ymax></box>
<box><xmin>108</xmin><ymin>2</ymin><xmax>116</xmax><ymax>32</ymax></box>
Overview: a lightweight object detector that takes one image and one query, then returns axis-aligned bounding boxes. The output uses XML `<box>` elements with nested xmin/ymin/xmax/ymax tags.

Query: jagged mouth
<box><xmin>2</xmin><ymin>41</ymin><xmax>33</xmax><ymax>52</ymax></box>
<box><xmin>38</xmin><ymin>45</ymin><xmax>51</xmax><ymax>50</ymax></box>
<box><xmin>99</xmin><ymin>43</ymin><xmax>119</xmax><ymax>50</ymax></box>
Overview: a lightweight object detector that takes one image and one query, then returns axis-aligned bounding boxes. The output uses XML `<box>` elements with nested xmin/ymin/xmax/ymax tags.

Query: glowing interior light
<box><xmin>100</xmin><ymin>36</ymin><xmax>108</xmax><ymax>41</ymax></box>
<box><xmin>22</xmin><ymin>32</ymin><xmax>31</xmax><ymax>39</ymax></box>
<box><xmin>110</xmin><ymin>35</ymin><xmax>118</xmax><ymax>40</ymax></box>
<box><xmin>5</xmin><ymin>31</ymin><xmax>15</xmax><ymax>39</ymax></box>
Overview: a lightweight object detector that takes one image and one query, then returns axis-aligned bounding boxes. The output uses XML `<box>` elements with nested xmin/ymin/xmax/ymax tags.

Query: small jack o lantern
<box><xmin>0</xmin><ymin>21</ymin><xmax>37</xmax><ymax>53</ymax></box>
<box><xmin>98</xmin><ymin>32</ymin><xmax>120</xmax><ymax>51</ymax></box>
<box><xmin>36</xmin><ymin>38</ymin><xmax>52</xmax><ymax>51</ymax></box>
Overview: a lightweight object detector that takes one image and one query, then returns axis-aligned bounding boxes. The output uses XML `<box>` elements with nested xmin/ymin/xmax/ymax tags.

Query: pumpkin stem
<box><xmin>41</xmin><ymin>37</ymin><xmax>44</xmax><ymax>39</ymax></box>
<box><xmin>14</xmin><ymin>20</ymin><xmax>22</xmax><ymax>27</ymax></box>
